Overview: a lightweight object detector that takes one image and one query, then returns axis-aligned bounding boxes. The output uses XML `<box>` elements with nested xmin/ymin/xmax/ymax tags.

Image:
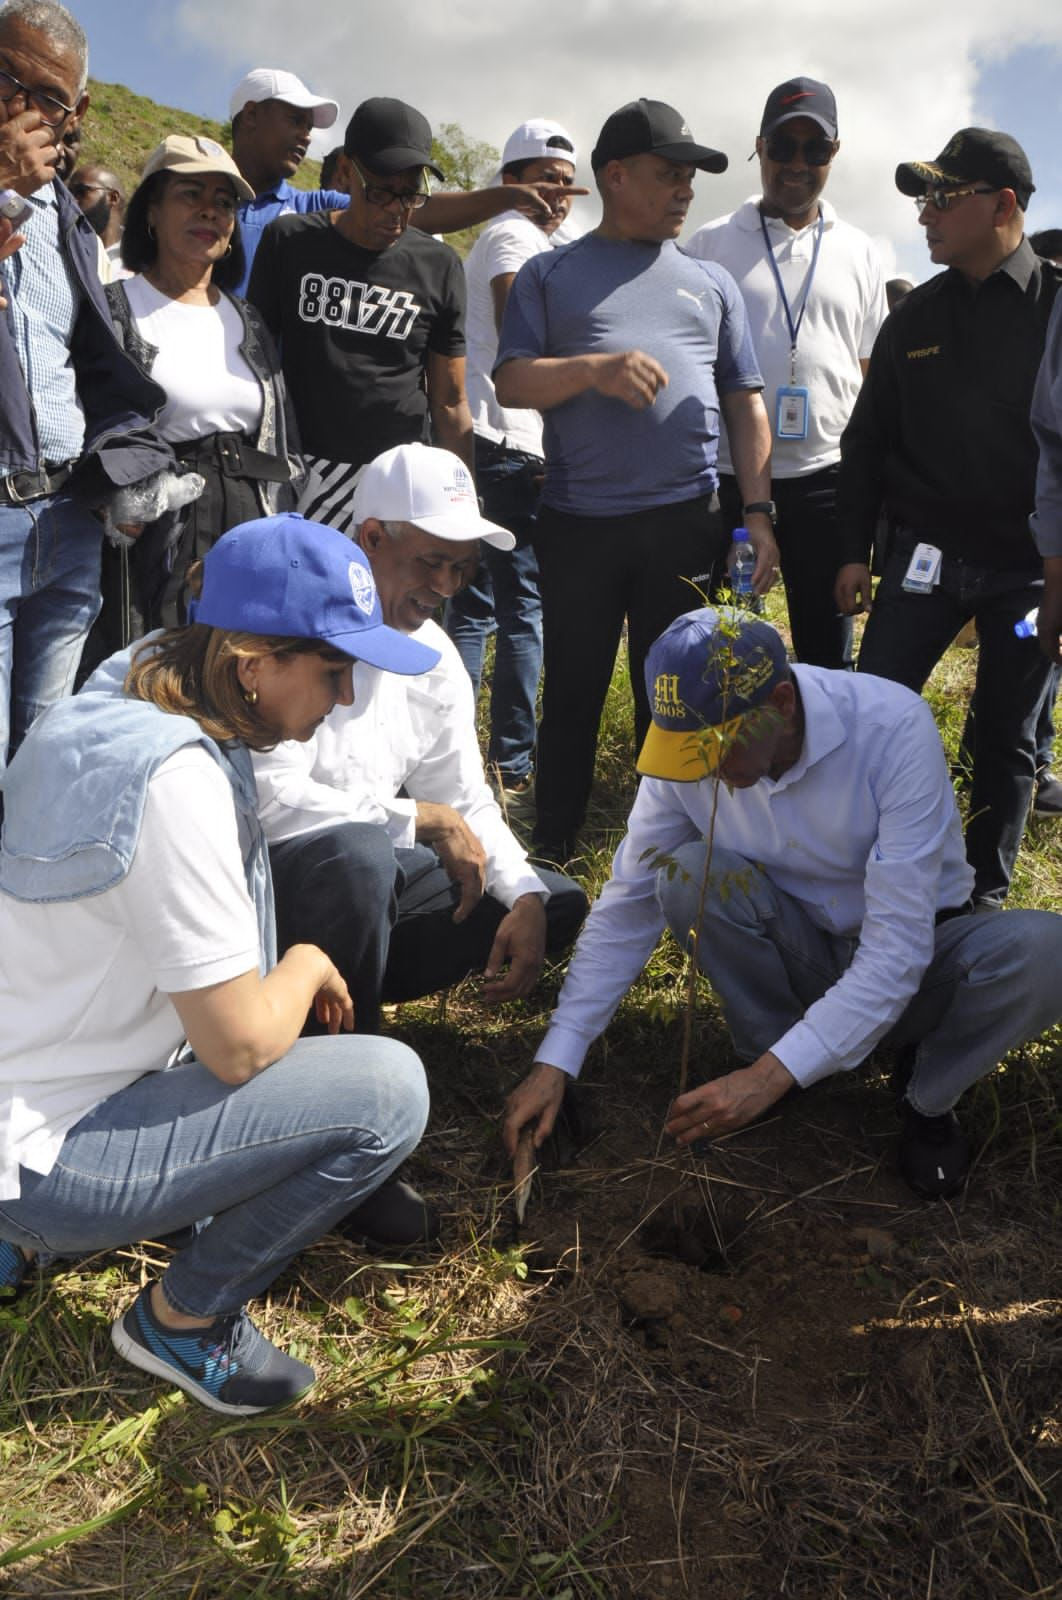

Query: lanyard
<box><xmin>758</xmin><ymin>207</ymin><xmax>824</xmax><ymax>384</ymax></box>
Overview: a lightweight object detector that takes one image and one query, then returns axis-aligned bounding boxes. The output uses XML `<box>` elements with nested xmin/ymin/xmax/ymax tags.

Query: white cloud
<box><xmin>177</xmin><ymin>0</ymin><xmax>1062</xmax><ymax>280</ymax></box>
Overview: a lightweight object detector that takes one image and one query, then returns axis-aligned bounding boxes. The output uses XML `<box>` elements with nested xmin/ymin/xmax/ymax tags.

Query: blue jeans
<box><xmin>657</xmin><ymin>843</ymin><xmax>1062</xmax><ymax>1116</ymax></box>
<box><xmin>857</xmin><ymin>534</ymin><xmax>1053</xmax><ymax>903</ymax></box>
<box><xmin>445</xmin><ymin>440</ymin><xmax>543</xmax><ymax>781</ymax></box>
<box><xmin>269</xmin><ymin>823</ymin><xmax>588</xmax><ymax>1035</ymax></box>
<box><xmin>0</xmin><ymin>1035</ymin><xmax>428</xmax><ymax>1319</ymax></box>
<box><xmin>0</xmin><ymin>491</ymin><xmax>103</xmax><ymax>772</ymax></box>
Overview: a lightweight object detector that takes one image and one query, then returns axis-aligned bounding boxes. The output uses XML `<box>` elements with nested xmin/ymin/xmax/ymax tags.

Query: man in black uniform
<box><xmin>835</xmin><ymin>129</ymin><xmax>1058</xmax><ymax>909</ymax></box>
<box><xmin>248</xmin><ymin>97</ymin><xmax>472</xmax><ymax>531</ymax></box>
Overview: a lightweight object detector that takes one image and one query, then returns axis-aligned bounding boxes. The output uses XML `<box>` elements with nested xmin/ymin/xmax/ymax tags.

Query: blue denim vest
<box><xmin>0</xmin><ymin>644</ymin><xmax>276</xmax><ymax>971</ymax></box>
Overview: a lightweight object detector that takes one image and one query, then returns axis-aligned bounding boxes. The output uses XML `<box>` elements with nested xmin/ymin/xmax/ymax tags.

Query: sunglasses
<box><xmin>764</xmin><ymin>132</ymin><xmax>836</xmax><ymax>167</ymax></box>
<box><xmin>350</xmin><ymin>162</ymin><xmax>430</xmax><ymax>211</ymax></box>
<box><xmin>914</xmin><ymin>186</ymin><xmax>998</xmax><ymax>212</ymax></box>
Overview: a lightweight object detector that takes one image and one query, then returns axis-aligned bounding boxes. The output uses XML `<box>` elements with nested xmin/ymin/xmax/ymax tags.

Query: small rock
<box><xmin>861</xmin><ymin>1227</ymin><xmax>898</xmax><ymax>1262</ymax></box>
<box><xmin>618</xmin><ymin>1269</ymin><xmax>680</xmax><ymax>1322</ymax></box>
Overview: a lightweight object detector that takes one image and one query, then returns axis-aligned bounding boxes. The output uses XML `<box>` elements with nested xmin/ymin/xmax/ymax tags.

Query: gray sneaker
<box><xmin>112</xmin><ymin>1285</ymin><xmax>315</xmax><ymax>1416</ymax></box>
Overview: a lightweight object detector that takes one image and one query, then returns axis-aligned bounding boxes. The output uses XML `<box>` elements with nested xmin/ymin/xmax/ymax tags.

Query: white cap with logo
<box><xmin>228</xmin><ymin>67</ymin><xmax>339</xmax><ymax>129</ymax></box>
<box><xmin>352</xmin><ymin>444</ymin><xmax>516</xmax><ymax>550</ymax></box>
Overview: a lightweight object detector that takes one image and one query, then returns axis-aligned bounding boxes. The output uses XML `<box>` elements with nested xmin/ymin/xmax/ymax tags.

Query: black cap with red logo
<box><xmin>759</xmin><ymin>78</ymin><xmax>838</xmax><ymax>141</ymax></box>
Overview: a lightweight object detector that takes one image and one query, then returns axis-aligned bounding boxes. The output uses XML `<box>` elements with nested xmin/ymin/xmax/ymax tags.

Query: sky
<box><xmin>70</xmin><ymin>0</ymin><xmax>1062</xmax><ymax>283</ymax></box>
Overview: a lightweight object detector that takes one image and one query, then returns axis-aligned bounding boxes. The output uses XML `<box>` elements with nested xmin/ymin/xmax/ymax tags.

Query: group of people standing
<box><xmin>1</xmin><ymin>0</ymin><xmax>1061</xmax><ymax>1420</ymax></box>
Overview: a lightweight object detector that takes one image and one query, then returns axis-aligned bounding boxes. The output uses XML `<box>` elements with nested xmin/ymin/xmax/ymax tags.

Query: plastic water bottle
<box><xmin>729</xmin><ymin>527</ymin><xmax>757</xmax><ymax>599</ymax></box>
<box><xmin>1014</xmin><ymin>608</ymin><xmax>1038</xmax><ymax>639</ymax></box>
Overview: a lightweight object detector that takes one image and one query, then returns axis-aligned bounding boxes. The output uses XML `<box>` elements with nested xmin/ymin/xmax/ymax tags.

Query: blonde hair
<box><xmin>124</xmin><ymin>625</ymin><xmax>345</xmax><ymax>750</ymax></box>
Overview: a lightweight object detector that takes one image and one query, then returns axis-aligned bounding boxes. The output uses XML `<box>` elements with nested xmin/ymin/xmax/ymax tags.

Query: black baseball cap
<box><xmin>760</xmin><ymin>77</ymin><xmax>837</xmax><ymax>140</ymax></box>
<box><xmin>344</xmin><ymin>97</ymin><xmax>445</xmax><ymax>180</ymax></box>
<box><xmin>591</xmin><ymin>98</ymin><xmax>727</xmax><ymax>174</ymax></box>
<box><xmin>895</xmin><ymin>128</ymin><xmax>1035</xmax><ymax>209</ymax></box>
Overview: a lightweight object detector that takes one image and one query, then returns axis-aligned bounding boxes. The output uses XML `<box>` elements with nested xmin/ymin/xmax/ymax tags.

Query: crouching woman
<box><xmin>0</xmin><ymin>513</ymin><xmax>439</xmax><ymax>1416</ymax></box>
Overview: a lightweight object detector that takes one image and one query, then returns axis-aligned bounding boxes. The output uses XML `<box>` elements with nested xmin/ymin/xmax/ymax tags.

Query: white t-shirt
<box><xmin>685</xmin><ymin>197</ymin><xmax>887</xmax><ymax>479</ymax></box>
<box><xmin>122</xmin><ymin>274</ymin><xmax>263</xmax><ymax>443</ymax></box>
<box><xmin>464</xmin><ymin>209</ymin><xmax>555</xmax><ymax>456</ymax></box>
<box><xmin>0</xmin><ymin>748</ymin><xmax>261</xmax><ymax>1200</ymax></box>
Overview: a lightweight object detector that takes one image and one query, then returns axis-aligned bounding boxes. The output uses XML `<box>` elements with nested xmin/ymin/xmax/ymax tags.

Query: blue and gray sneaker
<box><xmin>111</xmin><ymin>1285</ymin><xmax>315</xmax><ymax>1416</ymax></box>
<box><xmin>0</xmin><ymin>1240</ymin><xmax>28</xmax><ymax>1298</ymax></box>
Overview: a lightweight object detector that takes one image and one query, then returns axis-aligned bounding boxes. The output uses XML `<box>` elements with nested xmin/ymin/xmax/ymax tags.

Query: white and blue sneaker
<box><xmin>0</xmin><ymin>1240</ymin><xmax>28</xmax><ymax>1298</ymax></box>
<box><xmin>111</xmin><ymin>1285</ymin><xmax>315</xmax><ymax>1416</ymax></box>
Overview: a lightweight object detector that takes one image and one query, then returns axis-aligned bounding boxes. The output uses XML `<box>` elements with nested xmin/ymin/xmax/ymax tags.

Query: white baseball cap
<box><xmin>352</xmin><ymin>444</ymin><xmax>516</xmax><ymax>550</ymax></box>
<box><xmin>229</xmin><ymin>68</ymin><xmax>339</xmax><ymax>129</ymax></box>
<box><xmin>500</xmin><ymin>118</ymin><xmax>578</xmax><ymax>170</ymax></box>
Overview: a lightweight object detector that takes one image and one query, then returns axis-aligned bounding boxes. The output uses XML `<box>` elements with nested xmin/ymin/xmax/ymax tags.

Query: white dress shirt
<box><xmin>253</xmin><ymin>619</ymin><xmax>548</xmax><ymax>909</ymax></box>
<box><xmin>536</xmin><ymin>666</ymin><xmax>974</xmax><ymax>1085</ymax></box>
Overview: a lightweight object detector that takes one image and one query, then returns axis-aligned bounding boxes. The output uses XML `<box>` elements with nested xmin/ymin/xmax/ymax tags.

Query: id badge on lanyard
<box><xmin>760</xmin><ymin>209</ymin><xmax>822</xmax><ymax>443</ymax></box>
<box><xmin>776</xmin><ymin>385</ymin><xmax>809</xmax><ymax>439</ymax></box>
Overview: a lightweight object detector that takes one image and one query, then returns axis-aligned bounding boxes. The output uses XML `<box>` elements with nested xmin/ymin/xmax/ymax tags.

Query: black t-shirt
<box><xmin>247</xmin><ymin>212</ymin><xmax>466</xmax><ymax>466</ymax></box>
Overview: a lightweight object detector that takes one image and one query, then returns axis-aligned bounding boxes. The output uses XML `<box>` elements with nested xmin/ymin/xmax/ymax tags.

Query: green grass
<box><xmin>78</xmin><ymin>78</ymin><xmax>322</xmax><ymax>198</ymax></box>
<box><xmin>2</xmin><ymin>617</ymin><xmax>1055</xmax><ymax>1593</ymax></box>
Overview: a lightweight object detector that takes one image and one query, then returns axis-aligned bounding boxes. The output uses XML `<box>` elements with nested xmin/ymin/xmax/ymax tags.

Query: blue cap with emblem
<box><xmin>188</xmin><ymin>512</ymin><xmax>440</xmax><ymax>674</ymax></box>
<box><xmin>636</xmin><ymin>607</ymin><xmax>789</xmax><ymax>781</ymax></box>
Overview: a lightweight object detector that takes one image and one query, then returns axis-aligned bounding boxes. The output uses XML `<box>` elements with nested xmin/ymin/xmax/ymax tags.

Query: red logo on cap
<box><xmin>780</xmin><ymin>91</ymin><xmax>814</xmax><ymax>104</ymax></box>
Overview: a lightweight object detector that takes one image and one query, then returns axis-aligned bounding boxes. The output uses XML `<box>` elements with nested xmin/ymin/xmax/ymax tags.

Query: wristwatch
<box><xmin>743</xmin><ymin>500</ymin><xmax>778</xmax><ymax>525</ymax></box>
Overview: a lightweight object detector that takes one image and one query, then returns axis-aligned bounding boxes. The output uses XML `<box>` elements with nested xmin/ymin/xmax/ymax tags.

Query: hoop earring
<box><xmin>147</xmin><ymin>222</ymin><xmax>156</xmax><ymax>240</ymax></box>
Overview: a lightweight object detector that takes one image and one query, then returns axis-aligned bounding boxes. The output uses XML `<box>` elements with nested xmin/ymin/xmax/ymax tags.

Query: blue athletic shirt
<box><xmin>235</xmin><ymin>180</ymin><xmax>349</xmax><ymax>297</ymax></box>
<box><xmin>496</xmin><ymin>234</ymin><xmax>762</xmax><ymax>516</ymax></box>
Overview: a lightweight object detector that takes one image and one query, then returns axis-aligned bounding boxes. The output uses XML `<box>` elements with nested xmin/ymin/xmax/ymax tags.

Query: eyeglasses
<box><xmin>350</xmin><ymin>162</ymin><xmax>430</xmax><ymax>211</ymax></box>
<box><xmin>764</xmin><ymin>132</ymin><xmax>836</xmax><ymax>167</ymax></box>
<box><xmin>914</xmin><ymin>185</ymin><xmax>998</xmax><ymax>212</ymax></box>
<box><xmin>0</xmin><ymin>66</ymin><xmax>76</xmax><ymax>127</ymax></box>
<box><xmin>69</xmin><ymin>181</ymin><xmax>104</xmax><ymax>199</ymax></box>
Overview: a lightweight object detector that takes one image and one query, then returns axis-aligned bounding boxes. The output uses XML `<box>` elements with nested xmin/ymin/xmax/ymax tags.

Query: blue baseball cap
<box><xmin>188</xmin><ymin>513</ymin><xmax>440</xmax><ymax>675</ymax></box>
<box><xmin>637</xmin><ymin>608</ymin><xmax>789</xmax><ymax>781</ymax></box>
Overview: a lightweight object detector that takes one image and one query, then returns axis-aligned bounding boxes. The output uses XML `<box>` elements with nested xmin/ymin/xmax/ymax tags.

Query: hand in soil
<box><xmin>666</xmin><ymin>1052</ymin><xmax>795</xmax><ymax>1144</ymax></box>
<box><xmin>502</xmin><ymin>1060</ymin><xmax>567</xmax><ymax>1156</ymax></box>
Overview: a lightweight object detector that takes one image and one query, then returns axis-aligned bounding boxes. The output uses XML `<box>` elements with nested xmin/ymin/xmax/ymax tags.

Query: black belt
<box><xmin>935</xmin><ymin>900</ymin><xmax>974</xmax><ymax>926</ymax></box>
<box><xmin>0</xmin><ymin>462</ymin><xmax>73</xmax><ymax>505</ymax></box>
<box><xmin>174</xmin><ymin>431</ymin><xmax>290</xmax><ymax>485</ymax></box>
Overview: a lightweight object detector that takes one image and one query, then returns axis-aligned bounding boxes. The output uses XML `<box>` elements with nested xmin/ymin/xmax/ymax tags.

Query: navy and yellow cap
<box><xmin>636</xmin><ymin>608</ymin><xmax>789</xmax><ymax>782</ymax></box>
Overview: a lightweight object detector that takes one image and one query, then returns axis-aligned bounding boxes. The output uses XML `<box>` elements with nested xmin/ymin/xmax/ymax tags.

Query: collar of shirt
<box><xmin>251</xmin><ymin>177</ymin><xmax>295</xmax><ymax>206</ymax></box>
<box><xmin>763</xmin><ymin>663</ymin><xmax>847</xmax><ymax>793</ymax></box>
<box><xmin>735</xmin><ymin>194</ymin><xmax>837</xmax><ymax>235</ymax></box>
<box><xmin>944</xmin><ymin>234</ymin><xmax>1039</xmax><ymax>297</ymax></box>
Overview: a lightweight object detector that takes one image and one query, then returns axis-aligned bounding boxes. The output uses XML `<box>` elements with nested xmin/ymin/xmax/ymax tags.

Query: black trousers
<box><xmin>269</xmin><ymin>824</ymin><xmax>589</xmax><ymax>1035</ymax></box>
<box><xmin>719</xmin><ymin>465</ymin><xmax>852</xmax><ymax>669</ymax></box>
<box><xmin>532</xmin><ymin>492</ymin><xmax>726</xmax><ymax>856</ymax></box>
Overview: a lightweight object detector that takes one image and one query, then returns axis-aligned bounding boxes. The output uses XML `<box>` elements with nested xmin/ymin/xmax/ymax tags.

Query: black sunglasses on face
<box><xmin>764</xmin><ymin>132</ymin><xmax>836</xmax><ymax>167</ymax></box>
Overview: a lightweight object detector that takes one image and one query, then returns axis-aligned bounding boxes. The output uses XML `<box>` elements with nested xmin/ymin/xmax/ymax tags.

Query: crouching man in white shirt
<box><xmin>254</xmin><ymin>444</ymin><xmax>588</xmax><ymax>1033</ymax></box>
<box><xmin>502</xmin><ymin>608</ymin><xmax>1062</xmax><ymax>1200</ymax></box>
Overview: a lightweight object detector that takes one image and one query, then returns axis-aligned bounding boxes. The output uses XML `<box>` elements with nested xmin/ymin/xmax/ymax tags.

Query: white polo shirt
<box><xmin>685</xmin><ymin>196</ymin><xmax>887</xmax><ymax>479</ymax></box>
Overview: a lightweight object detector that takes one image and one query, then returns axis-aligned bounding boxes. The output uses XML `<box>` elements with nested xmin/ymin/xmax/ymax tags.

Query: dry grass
<box><xmin>1</xmin><ymin>614</ymin><xmax>1060</xmax><ymax>1597</ymax></box>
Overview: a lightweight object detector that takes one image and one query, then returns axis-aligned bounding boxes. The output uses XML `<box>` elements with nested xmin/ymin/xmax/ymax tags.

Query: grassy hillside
<box><xmin>78</xmin><ymin>77</ymin><xmax>323</xmax><ymax>197</ymax></box>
